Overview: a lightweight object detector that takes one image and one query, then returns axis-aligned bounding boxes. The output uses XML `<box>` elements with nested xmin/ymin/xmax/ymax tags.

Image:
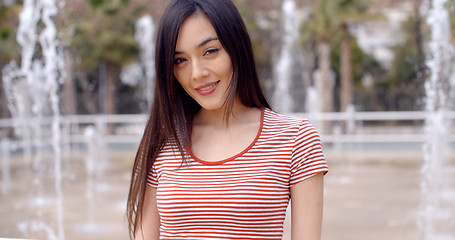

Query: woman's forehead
<box><xmin>175</xmin><ymin>14</ymin><xmax>219</xmax><ymax>51</ymax></box>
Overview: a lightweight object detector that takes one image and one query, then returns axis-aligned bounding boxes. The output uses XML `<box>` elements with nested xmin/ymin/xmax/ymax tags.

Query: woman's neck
<box><xmin>194</xmin><ymin>99</ymin><xmax>258</xmax><ymax>128</ymax></box>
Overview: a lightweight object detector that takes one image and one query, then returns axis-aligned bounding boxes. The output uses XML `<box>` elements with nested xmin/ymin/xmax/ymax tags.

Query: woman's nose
<box><xmin>191</xmin><ymin>60</ymin><xmax>209</xmax><ymax>81</ymax></box>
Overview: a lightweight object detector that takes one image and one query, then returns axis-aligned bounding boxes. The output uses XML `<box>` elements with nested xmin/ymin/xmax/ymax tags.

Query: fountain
<box><xmin>119</xmin><ymin>15</ymin><xmax>156</xmax><ymax>112</ymax></box>
<box><xmin>0</xmin><ymin>3</ymin><xmax>158</xmax><ymax>237</ymax></box>
<box><xmin>135</xmin><ymin>15</ymin><xmax>156</xmax><ymax>112</ymax></box>
<box><xmin>272</xmin><ymin>0</ymin><xmax>300</xmax><ymax>113</ymax></box>
<box><xmin>418</xmin><ymin>0</ymin><xmax>455</xmax><ymax>239</ymax></box>
<box><xmin>69</xmin><ymin>126</ymin><xmax>108</xmax><ymax>233</ymax></box>
<box><xmin>2</xmin><ymin>0</ymin><xmax>65</xmax><ymax>239</ymax></box>
<box><xmin>305</xmin><ymin>86</ymin><xmax>320</xmax><ymax>128</ymax></box>
<box><xmin>1</xmin><ymin>139</ymin><xmax>11</xmax><ymax>195</ymax></box>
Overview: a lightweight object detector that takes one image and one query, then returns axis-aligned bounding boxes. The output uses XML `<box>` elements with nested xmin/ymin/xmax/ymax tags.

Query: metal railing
<box><xmin>0</xmin><ymin>111</ymin><xmax>454</xmax><ymax>152</ymax></box>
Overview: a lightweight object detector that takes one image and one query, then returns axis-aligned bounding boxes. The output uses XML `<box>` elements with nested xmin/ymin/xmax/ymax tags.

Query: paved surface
<box><xmin>1</xmin><ymin>151</ymin><xmax>132</xmax><ymax>240</ymax></box>
<box><xmin>322</xmin><ymin>152</ymin><xmax>421</xmax><ymax>240</ymax></box>
<box><xmin>1</xmin><ymin>150</ymin><xmax>454</xmax><ymax>240</ymax></box>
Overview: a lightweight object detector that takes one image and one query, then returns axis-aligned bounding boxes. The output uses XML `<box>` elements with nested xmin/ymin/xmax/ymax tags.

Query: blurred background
<box><xmin>0</xmin><ymin>0</ymin><xmax>454</xmax><ymax>239</ymax></box>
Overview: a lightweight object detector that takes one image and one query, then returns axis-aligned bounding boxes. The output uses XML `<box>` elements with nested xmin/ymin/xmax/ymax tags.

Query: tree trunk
<box><xmin>340</xmin><ymin>25</ymin><xmax>354</xmax><ymax>133</ymax></box>
<box><xmin>340</xmin><ymin>24</ymin><xmax>353</xmax><ymax>113</ymax></box>
<box><xmin>61</xmin><ymin>48</ymin><xmax>77</xmax><ymax>115</ymax></box>
<box><xmin>104</xmin><ymin>61</ymin><xmax>116</xmax><ymax>115</ymax></box>
<box><xmin>316</xmin><ymin>40</ymin><xmax>334</xmax><ymax>113</ymax></box>
<box><xmin>414</xmin><ymin>0</ymin><xmax>426</xmax><ymax>109</ymax></box>
<box><xmin>76</xmin><ymin>71</ymin><xmax>98</xmax><ymax>114</ymax></box>
<box><xmin>0</xmin><ymin>62</ymin><xmax>11</xmax><ymax>119</ymax></box>
<box><xmin>104</xmin><ymin>61</ymin><xmax>117</xmax><ymax>134</ymax></box>
<box><xmin>314</xmin><ymin>40</ymin><xmax>334</xmax><ymax>134</ymax></box>
<box><xmin>0</xmin><ymin>61</ymin><xmax>13</xmax><ymax>137</ymax></box>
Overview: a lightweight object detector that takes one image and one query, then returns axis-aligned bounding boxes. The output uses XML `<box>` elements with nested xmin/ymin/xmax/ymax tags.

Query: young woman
<box><xmin>127</xmin><ymin>0</ymin><xmax>328</xmax><ymax>239</ymax></box>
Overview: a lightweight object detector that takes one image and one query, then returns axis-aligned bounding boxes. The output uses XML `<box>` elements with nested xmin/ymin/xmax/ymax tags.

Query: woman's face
<box><xmin>173</xmin><ymin>13</ymin><xmax>234</xmax><ymax>112</ymax></box>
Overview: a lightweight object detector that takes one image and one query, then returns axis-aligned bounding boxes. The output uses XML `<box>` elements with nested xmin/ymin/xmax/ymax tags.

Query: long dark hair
<box><xmin>127</xmin><ymin>0</ymin><xmax>270</xmax><ymax>238</ymax></box>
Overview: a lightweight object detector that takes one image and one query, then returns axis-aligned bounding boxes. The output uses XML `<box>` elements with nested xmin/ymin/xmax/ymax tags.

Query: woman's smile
<box><xmin>195</xmin><ymin>80</ymin><xmax>220</xmax><ymax>96</ymax></box>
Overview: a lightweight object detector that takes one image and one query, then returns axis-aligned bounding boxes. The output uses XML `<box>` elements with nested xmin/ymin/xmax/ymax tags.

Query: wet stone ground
<box><xmin>1</xmin><ymin>151</ymin><xmax>132</xmax><ymax>240</ymax></box>
<box><xmin>0</xmin><ymin>150</ymin><xmax>454</xmax><ymax>240</ymax></box>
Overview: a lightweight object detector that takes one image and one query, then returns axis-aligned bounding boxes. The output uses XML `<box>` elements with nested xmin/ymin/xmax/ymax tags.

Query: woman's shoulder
<box><xmin>263</xmin><ymin>108</ymin><xmax>310</xmax><ymax>127</ymax></box>
<box><xmin>263</xmin><ymin>108</ymin><xmax>320</xmax><ymax>136</ymax></box>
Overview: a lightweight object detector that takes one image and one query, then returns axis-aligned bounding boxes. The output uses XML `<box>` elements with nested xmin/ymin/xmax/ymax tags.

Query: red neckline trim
<box><xmin>189</xmin><ymin>108</ymin><xmax>265</xmax><ymax>165</ymax></box>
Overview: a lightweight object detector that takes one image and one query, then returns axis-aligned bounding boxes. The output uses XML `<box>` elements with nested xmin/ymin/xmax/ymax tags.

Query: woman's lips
<box><xmin>195</xmin><ymin>80</ymin><xmax>220</xmax><ymax>96</ymax></box>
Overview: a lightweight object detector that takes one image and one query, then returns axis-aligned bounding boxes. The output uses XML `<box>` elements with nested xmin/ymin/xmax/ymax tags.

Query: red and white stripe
<box><xmin>148</xmin><ymin>108</ymin><xmax>328</xmax><ymax>239</ymax></box>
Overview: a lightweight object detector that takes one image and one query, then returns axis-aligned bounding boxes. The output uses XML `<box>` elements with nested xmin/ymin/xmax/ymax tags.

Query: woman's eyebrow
<box><xmin>175</xmin><ymin>37</ymin><xmax>219</xmax><ymax>55</ymax></box>
<box><xmin>198</xmin><ymin>37</ymin><xmax>219</xmax><ymax>47</ymax></box>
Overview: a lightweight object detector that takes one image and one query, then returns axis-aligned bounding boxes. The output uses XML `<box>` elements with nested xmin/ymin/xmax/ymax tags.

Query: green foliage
<box><xmin>233</xmin><ymin>0</ymin><xmax>273</xmax><ymax>80</ymax></box>
<box><xmin>0</xmin><ymin>2</ymin><xmax>21</xmax><ymax>63</ymax></box>
<box><xmin>68</xmin><ymin>0</ymin><xmax>142</xmax><ymax>70</ymax></box>
<box><xmin>384</xmin><ymin>15</ymin><xmax>423</xmax><ymax>87</ymax></box>
<box><xmin>331</xmin><ymin>35</ymin><xmax>384</xmax><ymax>87</ymax></box>
<box><xmin>300</xmin><ymin>0</ymin><xmax>372</xmax><ymax>45</ymax></box>
<box><xmin>0</xmin><ymin>28</ymin><xmax>11</xmax><ymax>40</ymax></box>
<box><xmin>379</xmin><ymin>13</ymin><xmax>427</xmax><ymax>111</ymax></box>
<box><xmin>89</xmin><ymin>0</ymin><xmax>105</xmax><ymax>8</ymax></box>
<box><xmin>331</xmin><ymin>34</ymin><xmax>385</xmax><ymax>111</ymax></box>
<box><xmin>385</xmin><ymin>45</ymin><xmax>418</xmax><ymax>87</ymax></box>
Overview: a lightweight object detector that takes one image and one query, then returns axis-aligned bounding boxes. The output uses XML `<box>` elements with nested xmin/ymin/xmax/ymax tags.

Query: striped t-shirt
<box><xmin>147</xmin><ymin>108</ymin><xmax>328</xmax><ymax>239</ymax></box>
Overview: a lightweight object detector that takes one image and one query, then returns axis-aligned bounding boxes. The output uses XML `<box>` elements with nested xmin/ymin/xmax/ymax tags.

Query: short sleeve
<box><xmin>147</xmin><ymin>165</ymin><xmax>158</xmax><ymax>187</ymax></box>
<box><xmin>290</xmin><ymin>120</ymin><xmax>328</xmax><ymax>185</ymax></box>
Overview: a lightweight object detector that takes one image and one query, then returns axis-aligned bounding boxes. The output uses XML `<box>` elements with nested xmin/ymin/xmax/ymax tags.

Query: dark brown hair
<box><xmin>126</xmin><ymin>0</ymin><xmax>270</xmax><ymax>238</ymax></box>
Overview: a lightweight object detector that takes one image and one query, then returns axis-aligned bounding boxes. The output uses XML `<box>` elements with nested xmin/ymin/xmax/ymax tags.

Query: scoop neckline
<box><xmin>188</xmin><ymin>108</ymin><xmax>265</xmax><ymax>165</ymax></box>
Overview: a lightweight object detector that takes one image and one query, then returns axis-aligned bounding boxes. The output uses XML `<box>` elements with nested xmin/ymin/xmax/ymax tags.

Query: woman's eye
<box><xmin>204</xmin><ymin>48</ymin><xmax>219</xmax><ymax>56</ymax></box>
<box><xmin>174</xmin><ymin>57</ymin><xmax>186</xmax><ymax>65</ymax></box>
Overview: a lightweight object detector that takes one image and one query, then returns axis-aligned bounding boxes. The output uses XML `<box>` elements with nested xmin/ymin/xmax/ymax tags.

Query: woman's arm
<box><xmin>290</xmin><ymin>172</ymin><xmax>325</xmax><ymax>240</ymax></box>
<box><xmin>135</xmin><ymin>185</ymin><xmax>160</xmax><ymax>240</ymax></box>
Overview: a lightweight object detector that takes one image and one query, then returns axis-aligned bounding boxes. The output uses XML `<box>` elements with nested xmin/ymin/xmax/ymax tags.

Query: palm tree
<box><xmin>336</xmin><ymin>0</ymin><xmax>371</xmax><ymax>114</ymax></box>
<box><xmin>300</xmin><ymin>0</ymin><xmax>341</xmax><ymax>133</ymax></box>
<box><xmin>301</xmin><ymin>0</ymin><xmax>372</xmax><ymax>132</ymax></box>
